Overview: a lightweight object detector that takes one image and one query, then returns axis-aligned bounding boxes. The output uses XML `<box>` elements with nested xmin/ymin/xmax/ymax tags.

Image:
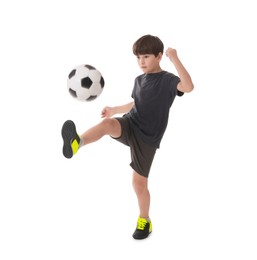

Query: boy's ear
<box><xmin>157</xmin><ymin>52</ymin><xmax>163</xmax><ymax>61</ymax></box>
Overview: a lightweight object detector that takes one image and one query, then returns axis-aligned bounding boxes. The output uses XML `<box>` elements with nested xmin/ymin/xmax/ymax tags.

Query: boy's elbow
<box><xmin>186</xmin><ymin>83</ymin><xmax>194</xmax><ymax>92</ymax></box>
<box><xmin>183</xmin><ymin>83</ymin><xmax>194</xmax><ymax>93</ymax></box>
<box><xmin>178</xmin><ymin>81</ymin><xmax>194</xmax><ymax>93</ymax></box>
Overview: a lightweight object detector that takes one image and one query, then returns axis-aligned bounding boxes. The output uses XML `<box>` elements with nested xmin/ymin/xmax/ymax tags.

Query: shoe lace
<box><xmin>137</xmin><ymin>218</ymin><xmax>148</xmax><ymax>230</ymax></box>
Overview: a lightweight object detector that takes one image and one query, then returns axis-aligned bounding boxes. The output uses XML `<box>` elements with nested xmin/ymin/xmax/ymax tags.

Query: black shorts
<box><xmin>112</xmin><ymin>117</ymin><xmax>157</xmax><ymax>178</ymax></box>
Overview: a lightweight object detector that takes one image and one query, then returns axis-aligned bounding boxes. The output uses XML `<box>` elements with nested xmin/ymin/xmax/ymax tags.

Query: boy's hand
<box><xmin>165</xmin><ymin>47</ymin><xmax>178</xmax><ymax>63</ymax></box>
<box><xmin>101</xmin><ymin>106</ymin><xmax>115</xmax><ymax>118</ymax></box>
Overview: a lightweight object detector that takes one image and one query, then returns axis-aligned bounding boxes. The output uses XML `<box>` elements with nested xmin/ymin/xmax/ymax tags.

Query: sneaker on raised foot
<box><xmin>61</xmin><ymin>120</ymin><xmax>80</xmax><ymax>159</ymax></box>
<box><xmin>132</xmin><ymin>217</ymin><xmax>152</xmax><ymax>240</ymax></box>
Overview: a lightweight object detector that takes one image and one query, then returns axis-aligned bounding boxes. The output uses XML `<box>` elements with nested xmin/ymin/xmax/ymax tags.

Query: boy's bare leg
<box><xmin>80</xmin><ymin>118</ymin><xmax>121</xmax><ymax>145</ymax></box>
<box><xmin>132</xmin><ymin>170</ymin><xmax>153</xmax><ymax>239</ymax></box>
<box><xmin>132</xmin><ymin>171</ymin><xmax>150</xmax><ymax>219</ymax></box>
<box><xmin>61</xmin><ymin>118</ymin><xmax>121</xmax><ymax>158</ymax></box>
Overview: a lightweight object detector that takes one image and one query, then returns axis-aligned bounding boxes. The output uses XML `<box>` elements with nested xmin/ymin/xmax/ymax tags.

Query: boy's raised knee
<box><xmin>101</xmin><ymin>118</ymin><xmax>121</xmax><ymax>138</ymax></box>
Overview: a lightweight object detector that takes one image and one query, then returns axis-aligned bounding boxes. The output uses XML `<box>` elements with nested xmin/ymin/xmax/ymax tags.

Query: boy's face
<box><xmin>136</xmin><ymin>53</ymin><xmax>162</xmax><ymax>74</ymax></box>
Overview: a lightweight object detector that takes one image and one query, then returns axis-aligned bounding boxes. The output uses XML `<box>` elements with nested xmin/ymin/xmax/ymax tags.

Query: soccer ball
<box><xmin>67</xmin><ymin>64</ymin><xmax>105</xmax><ymax>101</ymax></box>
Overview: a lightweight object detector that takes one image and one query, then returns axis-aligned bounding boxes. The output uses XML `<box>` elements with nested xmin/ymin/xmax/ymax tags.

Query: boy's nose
<box><xmin>140</xmin><ymin>58</ymin><xmax>145</xmax><ymax>64</ymax></box>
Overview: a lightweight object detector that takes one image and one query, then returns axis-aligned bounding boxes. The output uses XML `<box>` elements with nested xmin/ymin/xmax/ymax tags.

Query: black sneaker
<box><xmin>61</xmin><ymin>120</ymin><xmax>80</xmax><ymax>159</ymax></box>
<box><xmin>132</xmin><ymin>217</ymin><xmax>152</xmax><ymax>240</ymax></box>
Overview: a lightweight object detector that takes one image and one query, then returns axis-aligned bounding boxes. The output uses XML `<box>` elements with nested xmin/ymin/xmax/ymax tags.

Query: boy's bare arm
<box><xmin>101</xmin><ymin>101</ymin><xmax>134</xmax><ymax>118</ymax></box>
<box><xmin>165</xmin><ymin>47</ymin><xmax>194</xmax><ymax>93</ymax></box>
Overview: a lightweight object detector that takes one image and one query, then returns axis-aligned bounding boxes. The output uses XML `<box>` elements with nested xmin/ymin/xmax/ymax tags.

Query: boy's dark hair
<box><xmin>133</xmin><ymin>34</ymin><xmax>164</xmax><ymax>57</ymax></box>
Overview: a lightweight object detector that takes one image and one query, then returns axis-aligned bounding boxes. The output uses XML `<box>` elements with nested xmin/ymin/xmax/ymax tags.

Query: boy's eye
<box><xmin>136</xmin><ymin>55</ymin><xmax>150</xmax><ymax>60</ymax></box>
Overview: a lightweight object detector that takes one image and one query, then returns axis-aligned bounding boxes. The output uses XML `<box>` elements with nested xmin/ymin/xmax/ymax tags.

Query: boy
<box><xmin>61</xmin><ymin>34</ymin><xmax>194</xmax><ymax>239</ymax></box>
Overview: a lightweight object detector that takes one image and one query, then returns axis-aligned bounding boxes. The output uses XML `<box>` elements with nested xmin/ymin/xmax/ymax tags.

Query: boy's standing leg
<box><xmin>132</xmin><ymin>171</ymin><xmax>152</xmax><ymax>239</ymax></box>
<box><xmin>132</xmin><ymin>171</ymin><xmax>150</xmax><ymax>218</ymax></box>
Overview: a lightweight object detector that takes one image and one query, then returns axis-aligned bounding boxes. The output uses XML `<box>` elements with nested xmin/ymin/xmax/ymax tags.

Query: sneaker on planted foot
<box><xmin>61</xmin><ymin>120</ymin><xmax>80</xmax><ymax>159</ymax></box>
<box><xmin>132</xmin><ymin>217</ymin><xmax>152</xmax><ymax>240</ymax></box>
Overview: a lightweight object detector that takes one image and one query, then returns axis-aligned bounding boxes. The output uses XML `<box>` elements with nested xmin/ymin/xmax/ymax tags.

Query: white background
<box><xmin>0</xmin><ymin>0</ymin><xmax>256</xmax><ymax>259</ymax></box>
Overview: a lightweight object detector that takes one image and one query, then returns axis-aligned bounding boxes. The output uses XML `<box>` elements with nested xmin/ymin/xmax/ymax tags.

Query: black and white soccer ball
<box><xmin>67</xmin><ymin>64</ymin><xmax>105</xmax><ymax>102</ymax></box>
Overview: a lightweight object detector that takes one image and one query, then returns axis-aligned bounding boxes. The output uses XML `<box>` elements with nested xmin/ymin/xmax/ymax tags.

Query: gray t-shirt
<box><xmin>125</xmin><ymin>71</ymin><xmax>182</xmax><ymax>148</ymax></box>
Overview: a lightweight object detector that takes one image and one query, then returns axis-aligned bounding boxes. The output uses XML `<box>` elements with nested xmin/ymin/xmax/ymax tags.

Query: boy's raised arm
<box><xmin>165</xmin><ymin>47</ymin><xmax>194</xmax><ymax>93</ymax></box>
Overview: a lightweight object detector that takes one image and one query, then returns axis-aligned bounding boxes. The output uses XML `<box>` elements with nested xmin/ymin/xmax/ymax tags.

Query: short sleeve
<box><xmin>169</xmin><ymin>74</ymin><xmax>183</xmax><ymax>97</ymax></box>
<box><xmin>174</xmin><ymin>77</ymin><xmax>184</xmax><ymax>97</ymax></box>
<box><xmin>177</xmin><ymin>89</ymin><xmax>184</xmax><ymax>97</ymax></box>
